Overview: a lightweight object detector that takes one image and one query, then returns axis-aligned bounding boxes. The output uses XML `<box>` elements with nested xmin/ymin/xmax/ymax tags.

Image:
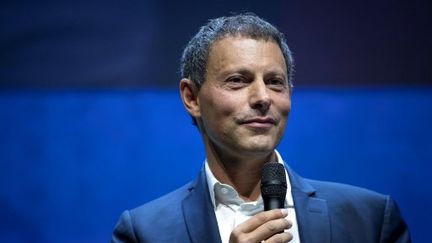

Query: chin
<box><xmin>239</xmin><ymin>140</ymin><xmax>276</xmax><ymax>155</ymax></box>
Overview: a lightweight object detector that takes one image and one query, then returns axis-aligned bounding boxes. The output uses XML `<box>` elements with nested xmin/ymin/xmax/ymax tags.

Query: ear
<box><xmin>179</xmin><ymin>78</ymin><xmax>201</xmax><ymax>118</ymax></box>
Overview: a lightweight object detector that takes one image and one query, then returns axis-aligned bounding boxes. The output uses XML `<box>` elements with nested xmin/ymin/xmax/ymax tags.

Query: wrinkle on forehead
<box><xmin>205</xmin><ymin>37</ymin><xmax>287</xmax><ymax>81</ymax></box>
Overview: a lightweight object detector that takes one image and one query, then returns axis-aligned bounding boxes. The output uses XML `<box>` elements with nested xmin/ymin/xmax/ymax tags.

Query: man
<box><xmin>111</xmin><ymin>14</ymin><xmax>410</xmax><ymax>243</ymax></box>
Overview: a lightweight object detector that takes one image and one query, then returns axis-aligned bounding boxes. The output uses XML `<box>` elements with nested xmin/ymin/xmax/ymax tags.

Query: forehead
<box><xmin>206</xmin><ymin>36</ymin><xmax>287</xmax><ymax>74</ymax></box>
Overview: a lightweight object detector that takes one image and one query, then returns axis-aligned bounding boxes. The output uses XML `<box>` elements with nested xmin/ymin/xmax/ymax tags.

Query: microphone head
<box><xmin>261</xmin><ymin>162</ymin><xmax>287</xmax><ymax>199</ymax></box>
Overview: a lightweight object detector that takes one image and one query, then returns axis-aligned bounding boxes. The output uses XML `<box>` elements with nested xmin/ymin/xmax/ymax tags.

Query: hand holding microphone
<box><xmin>229</xmin><ymin>162</ymin><xmax>292</xmax><ymax>243</ymax></box>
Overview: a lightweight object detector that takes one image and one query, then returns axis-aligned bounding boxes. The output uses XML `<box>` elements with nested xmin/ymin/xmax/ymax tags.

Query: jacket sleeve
<box><xmin>111</xmin><ymin>210</ymin><xmax>138</xmax><ymax>243</ymax></box>
<box><xmin>379</xmin><ymin>196</ymin><xmax>411</xmax><ymax>243</ymax></box>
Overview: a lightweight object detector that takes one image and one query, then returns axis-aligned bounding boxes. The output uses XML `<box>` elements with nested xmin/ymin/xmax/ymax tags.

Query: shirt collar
<box><xmin>205</xmin><ymin>150</ymin><xmax>294</xmax><ymax>209</ymax></box>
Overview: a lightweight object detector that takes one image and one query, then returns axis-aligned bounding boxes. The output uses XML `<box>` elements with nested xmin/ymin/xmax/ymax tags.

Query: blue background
<box><xmin>1</xmin><ymin>88</ymin><xmax>431</xmax><ymax>242</ymax></box>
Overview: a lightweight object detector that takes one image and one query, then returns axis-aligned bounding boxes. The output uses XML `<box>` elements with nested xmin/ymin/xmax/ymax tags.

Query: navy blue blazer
<box><xmin>111</xmin><ymin>166</ymin><xmax>410</xmax><ymax>243</ymax></box>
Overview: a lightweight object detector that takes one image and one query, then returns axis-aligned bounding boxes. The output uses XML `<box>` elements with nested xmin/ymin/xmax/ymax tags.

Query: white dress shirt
<box><xmin>205</xmin><ymin>151</ymin><xmax>301</xmax><ymax>243</ymax></box>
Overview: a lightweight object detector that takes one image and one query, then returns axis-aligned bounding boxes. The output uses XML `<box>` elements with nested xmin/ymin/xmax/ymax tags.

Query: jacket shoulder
<box><xmin>305</xmin><ymin>178</ymin><xmax>389</xmax><ymax>215</ymax></box>
<box><xmin>111</xmin><ymin>182</ymin><xmax>194</xmax><ymax>242</ymax></box>
<box><xmin>303</xmin><ymin>179</ymin><xmax>410</xmax><ymax>242</ymax></box>
<box><xmin>131</xmin><ymin>182</ymin><xmax>192</xmax><ymax>215</ymax></box>
<box><xmin>306</xmin><ymin>179</ymin><xmax>387</xmax><ymax>202</ymax></box>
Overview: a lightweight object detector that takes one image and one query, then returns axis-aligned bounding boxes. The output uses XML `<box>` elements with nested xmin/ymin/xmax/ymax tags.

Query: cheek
<box><xmin>275</xmin><ymin>96</ymin><xmax>291</xmax><ymax>117</ymax></box>
<box><xmin>201</xmin><ymin>92</ymin><xmax>241</xmax><ymax>119</ymax></box>
<box><xmin>198</xmin><ymin>93</ymin><xmax>241</xmax><ymax>142</ymax></box>
<box><xmin>283</xmin><ymin>102</ymin><xmax>291</xmax><ymax>117</ymax></box>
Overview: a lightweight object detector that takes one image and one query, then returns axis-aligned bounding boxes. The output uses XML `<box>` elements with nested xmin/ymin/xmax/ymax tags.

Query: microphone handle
<box><xmin>264</xmin><ymin>197</ymin><xmax>285</xmax><ymax>211</ymax></box>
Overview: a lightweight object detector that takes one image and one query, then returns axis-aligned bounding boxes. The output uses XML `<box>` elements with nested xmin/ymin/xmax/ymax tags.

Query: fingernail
<box><xmin>281</xmin><ymin>208</ymin><xmax>288</xmax><ymax>216</ymax></box>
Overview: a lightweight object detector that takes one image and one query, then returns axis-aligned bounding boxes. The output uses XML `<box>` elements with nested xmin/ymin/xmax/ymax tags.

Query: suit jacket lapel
<box><xmin>182</xmin><ymin>168</ymin><xmax>222</xmax><ymax>243</ymax></box>
<box><xmin>181</xmin><ymin>164</ymin><xmax>330</xmax><ymax>243</ymax></box>
<box><xmin>287</xmin><ymin>167</ymin><xmax>331</xmax><ymax>243</ymax></box>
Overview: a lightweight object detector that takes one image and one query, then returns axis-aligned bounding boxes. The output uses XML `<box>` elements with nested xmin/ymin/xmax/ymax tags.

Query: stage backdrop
<box><xmin>0</xmin><ymin>88</ymin><xmax>431</xmax><ymax>243</ymax></box>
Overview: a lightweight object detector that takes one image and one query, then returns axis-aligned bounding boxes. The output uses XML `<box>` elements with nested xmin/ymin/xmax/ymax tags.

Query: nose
<box><xmin>249</xmin><ymin>79</ymin><xmax>271</xmax><ymax>114</ymax></box>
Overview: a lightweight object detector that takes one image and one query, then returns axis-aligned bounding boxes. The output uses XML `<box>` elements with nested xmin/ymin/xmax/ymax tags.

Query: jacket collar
<box><xmin>182</xmin><ymin>168</ymin><xmax>222</xmax><ymax>243</ymax></box>
<box><xmin>286</xmin><ymin>166</ymin><xmax>331</xmax><ymax>243</ymax></box>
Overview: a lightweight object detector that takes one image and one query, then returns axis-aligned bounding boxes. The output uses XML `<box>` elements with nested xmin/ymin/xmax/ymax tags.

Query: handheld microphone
<box><xmin>261</xmin><ymin>162</ymin><xmax>287</xmax><ymax>211</ymax></box>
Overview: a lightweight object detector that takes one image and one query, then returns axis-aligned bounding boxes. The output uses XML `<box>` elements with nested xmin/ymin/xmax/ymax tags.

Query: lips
<box><xmin>240</xmin><ymin>117</ymin><xmax>276</xmax><ymax>129</ymax></box>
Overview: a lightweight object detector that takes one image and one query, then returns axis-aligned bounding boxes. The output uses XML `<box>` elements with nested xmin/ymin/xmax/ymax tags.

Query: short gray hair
<box><xmin>180</xmin><ymin>13</ymin><xmax>294</xmax><ymax>89</ymax></box>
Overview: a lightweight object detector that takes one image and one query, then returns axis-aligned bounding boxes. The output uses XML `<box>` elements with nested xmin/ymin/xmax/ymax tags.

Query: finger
<box><xmin>265</xmin><ymin>231</ymin><xmax>293</xmax><ymax>243</ymax></box>
<box><xmin>235</xmin><ymin>209</ymin><xmax>288</xmax><ymax>233</ymax></box>
<box><xmin>254</xmin><ymin>218</ymin><xmax>292</xmax><ymax>241</ymax></box>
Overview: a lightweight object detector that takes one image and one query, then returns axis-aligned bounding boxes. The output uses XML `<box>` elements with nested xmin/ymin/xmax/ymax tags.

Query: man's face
<box><xmin>196</xmin><ymin>36</ymin><xmax>291</xmax><ymax>158</ymax></box>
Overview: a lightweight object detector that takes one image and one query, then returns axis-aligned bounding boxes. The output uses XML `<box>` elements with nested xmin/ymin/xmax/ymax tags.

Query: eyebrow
<box><xmin>219</xmin><ymin>68</ymin><xmax>251</xmax><ymax>77</ymax></box>
<box><xmin>218</xmin><ymin>67</ymin><xmax>287</xmax><ymax>79</ymax></box>
<box><xmin>265</xmin><ymin>69</ymin><xmax>287</xmax><ymax>78</ymax></box>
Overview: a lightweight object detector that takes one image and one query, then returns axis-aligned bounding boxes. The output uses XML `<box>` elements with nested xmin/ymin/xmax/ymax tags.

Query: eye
<box><xmin>228</xmin><ymin>75</ymin><xmax>246</xmax><ymax>83</ymax></box>
<box><xmin>225</xmin><ymin>75</ymin><xmax>249</xmax><ymax>89</ymax></box>
<box><xmin>266</xmin><ymin>78</ymin><xmax>287</xmax><ymax>91</ymax></box>
<box><xmin>269</xmin><ymin>79</ymin><xmax>283</xmax><ymax>85</ymax></box>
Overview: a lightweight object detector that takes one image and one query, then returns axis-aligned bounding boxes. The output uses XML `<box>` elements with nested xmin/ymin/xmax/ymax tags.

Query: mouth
<box><xmin>240</xmin><ymin>117</ymin><xmax>276</xmax><ymax>129</ymax></box>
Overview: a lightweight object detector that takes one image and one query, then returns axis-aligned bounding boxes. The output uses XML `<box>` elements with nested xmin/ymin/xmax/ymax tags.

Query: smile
<box><xmin>240</xmin><ymin>117</ymin><xmax>276</xmax><ymax>129</ymax></box>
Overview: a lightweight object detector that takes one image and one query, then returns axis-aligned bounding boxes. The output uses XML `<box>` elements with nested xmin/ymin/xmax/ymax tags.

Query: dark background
<box><xmin>1</xmin><ymin>0</ymin><xmax>431</xmax><ymax>242</ymax></box>
<box><xmin>1</xmin><ymin>0</ymin><xmax>431</xmax><ymax>88</ymax></box>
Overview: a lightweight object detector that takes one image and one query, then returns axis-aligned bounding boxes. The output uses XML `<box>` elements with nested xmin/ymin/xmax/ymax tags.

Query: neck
<box><xmin>205</xmin><ymin>142</ymin><xmax>276</xmax><ymax>202</ymax></box>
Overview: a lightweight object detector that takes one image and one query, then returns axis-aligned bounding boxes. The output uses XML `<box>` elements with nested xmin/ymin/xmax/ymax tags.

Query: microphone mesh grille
<box><xmin>261</xmin><ymin>162</ymin><xmax>287</xmax><ymax>197</ymax></box>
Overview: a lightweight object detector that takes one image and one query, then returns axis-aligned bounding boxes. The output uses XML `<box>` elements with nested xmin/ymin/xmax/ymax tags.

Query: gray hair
<box><xmin>180</xmin><ymin>13</ymin><xmax>294</xmax><ymax>89</ymax></box>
